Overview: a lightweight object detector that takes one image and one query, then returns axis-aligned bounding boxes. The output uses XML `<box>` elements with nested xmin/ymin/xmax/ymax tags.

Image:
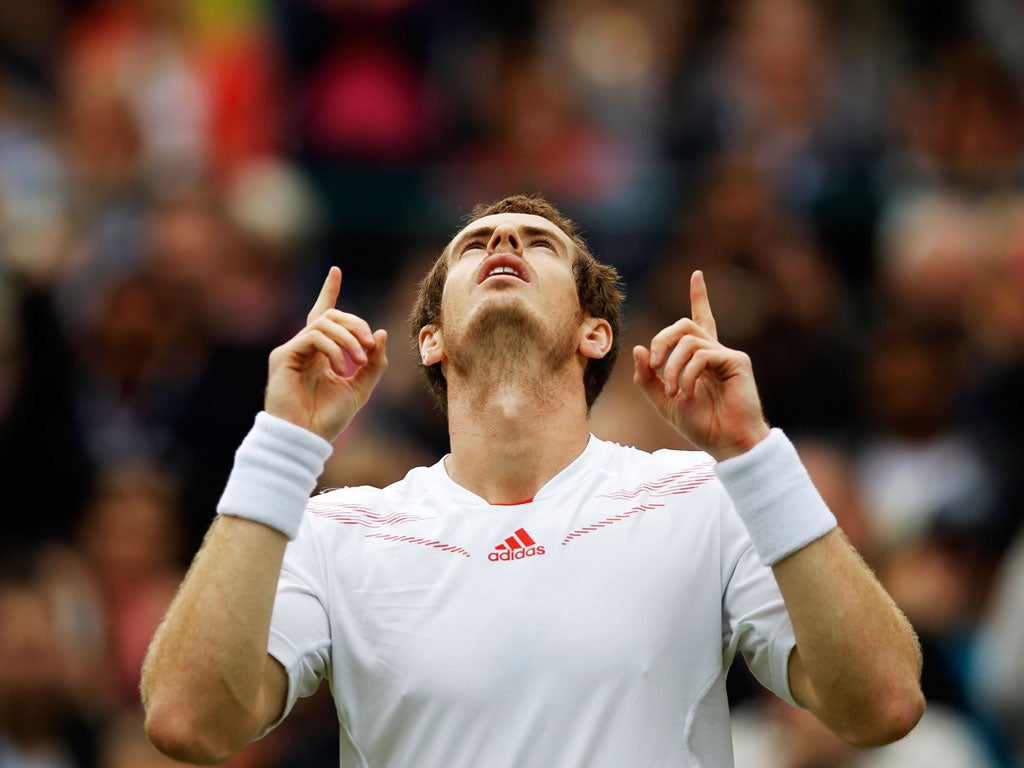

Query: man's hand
<box><xmin>632</xmin><ymin>270</ymin><xmax>769</xmax><ymax>460</ymax></box>
<box><xmin>265</xmin><ymin>267</ymin><xmax>388</xmax><ymax>441</ymax></box>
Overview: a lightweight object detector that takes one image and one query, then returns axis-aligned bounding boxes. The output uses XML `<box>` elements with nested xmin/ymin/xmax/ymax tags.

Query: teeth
<box><xmin>488</xmin><ymin>266</ymin><xmax>520</xmax><ymax>278</ymax></box>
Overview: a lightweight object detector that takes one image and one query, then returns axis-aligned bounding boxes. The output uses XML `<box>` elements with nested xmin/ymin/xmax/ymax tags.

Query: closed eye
<box><xmin>532</xmin><ymin>238</ymin><xmax>556</xmax><ymax>250</ymax></box>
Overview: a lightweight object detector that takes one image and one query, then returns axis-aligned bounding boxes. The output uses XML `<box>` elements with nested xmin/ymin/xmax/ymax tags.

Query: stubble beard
<box><xmin>445</xmin><ymin>300</ymin><xmax>580</xmax><ymax>404</ymax></box>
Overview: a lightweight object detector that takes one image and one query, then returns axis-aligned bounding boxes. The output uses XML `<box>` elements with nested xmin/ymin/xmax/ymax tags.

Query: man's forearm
<box><xmin>141</xmin><ymin>516</ymin><xmax>288</xmax><ymax>764</ymax></box>
<box><xmin>774</xmin><ymin>529</ymin><xmax>924</xmax><ymax>746</ymax></box>
<box><xmin>714</xmin><ymin>429</ymin><xmax>924</xmax><ymax>744</ymax></box>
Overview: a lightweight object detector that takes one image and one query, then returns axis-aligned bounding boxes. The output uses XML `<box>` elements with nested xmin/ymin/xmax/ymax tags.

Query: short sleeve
<box><xmin>261</xmin><ymin>515</ymin><xmax>332</xmax><ymax>734</ymax></box>
<box><xmin>719</xmin><ymin>490</ymin><xmax>800</xmax><ymax>708</ymax></box>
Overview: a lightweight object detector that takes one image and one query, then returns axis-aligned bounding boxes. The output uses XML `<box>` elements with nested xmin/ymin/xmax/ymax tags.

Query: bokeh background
<box><xmin>1</xmin><ymin>0</ymin><xmax>1024</xmax><ymax>766</ymax></box>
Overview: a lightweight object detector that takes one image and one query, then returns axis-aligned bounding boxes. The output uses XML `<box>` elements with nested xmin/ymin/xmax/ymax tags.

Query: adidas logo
<box><xmin>488</xmin><ymin>527</ymin><xmax>546</xmax><ymax>562</ymax></box>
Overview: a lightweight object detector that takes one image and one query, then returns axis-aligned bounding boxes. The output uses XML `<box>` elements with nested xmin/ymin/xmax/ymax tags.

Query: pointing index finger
<box><xmin>690</xmin><ymin>270</ymin><xmax>717</xmax><ymax>341</ymax></box>
<box><xmin>307</xmin><ymin>266</ymin><xmax>342</xmax><ymax>325</ymax></box>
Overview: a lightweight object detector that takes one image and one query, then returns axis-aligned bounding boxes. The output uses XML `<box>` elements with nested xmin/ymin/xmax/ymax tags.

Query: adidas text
<box><xmin>488</xmin><ymin>545</ymin><xmax>546</xmax><ymax>562</ymax></box>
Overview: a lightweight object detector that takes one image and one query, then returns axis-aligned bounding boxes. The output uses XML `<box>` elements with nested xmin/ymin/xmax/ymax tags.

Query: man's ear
<box><xmin>579</xmin><ymin>317</ymin><xmax>613</xmax><ymax>360</ymax></box>
<box><xmin>418</xmin><ymin>325</ymin><xmax>446</xmax><ymax>366</ymax></box>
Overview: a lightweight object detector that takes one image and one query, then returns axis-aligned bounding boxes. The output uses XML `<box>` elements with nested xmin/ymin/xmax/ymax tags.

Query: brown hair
<box><xmin>410</xmin><ymin>194</ymin><xmax>624</xmax><ymax>414</ymax></box>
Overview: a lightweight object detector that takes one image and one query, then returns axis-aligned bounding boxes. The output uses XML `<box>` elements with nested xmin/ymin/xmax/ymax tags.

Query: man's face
<box><xmin>433</xmin><ymin>212</ymin><xmax>583</xmax><ymax>367</ymax></box>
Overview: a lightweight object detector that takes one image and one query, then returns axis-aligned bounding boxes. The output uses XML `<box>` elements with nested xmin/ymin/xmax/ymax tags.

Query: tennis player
<box><xmin>142</xmin><ymin>195</ymin><xmax>924</xmax><ymax>767</ymax></box>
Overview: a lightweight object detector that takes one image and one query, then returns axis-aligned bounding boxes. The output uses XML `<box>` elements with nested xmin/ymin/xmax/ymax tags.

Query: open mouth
<box><xmin>478</xmin><ymin>254</ymin><xmax>530</xmax><ymax>284</ymax></box>
<box><xmin>486</xmin><ymin>265</ymin><xmax>522</xmax><ymax>279</ymax></box>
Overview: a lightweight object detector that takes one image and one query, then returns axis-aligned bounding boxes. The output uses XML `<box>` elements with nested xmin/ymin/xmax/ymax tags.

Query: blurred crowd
<box><xmin>1</xmin><ymin>0</ymin><xmax>1024</xmax><ymax>766</ymax></box>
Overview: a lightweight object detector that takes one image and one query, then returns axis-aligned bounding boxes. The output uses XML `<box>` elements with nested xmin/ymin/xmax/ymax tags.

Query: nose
<box><xmin>487</xmin><ymin>225</ymin><xmax>522</xmax><ymax>255</ymax></box>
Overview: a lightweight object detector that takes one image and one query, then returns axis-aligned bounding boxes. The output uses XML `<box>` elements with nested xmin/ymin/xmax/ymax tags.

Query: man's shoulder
<box><xmin>590</xmin><ymin>435</ymin><xmax>716</xmax><ymax>475</ymax></box>
<box><xmin>305</xmin><ymin>460</ymin><xmax>445</xmax><ymax>517</ymax></box>
<box><xmin>575</xmin><ymin>437</ymin><xmax>720</xmax><ymax>505</ymax></box>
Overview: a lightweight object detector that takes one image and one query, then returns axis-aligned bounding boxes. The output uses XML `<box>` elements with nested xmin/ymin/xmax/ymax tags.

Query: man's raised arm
<box><xmin>141</xmin><ymin>268</ymin><xmax>388</xmax><ymax>764</ymax></box>
<box><xmin>633</xmin><ymin>270</ymin><xmax>924</xmax><ymax>746</ymax></box>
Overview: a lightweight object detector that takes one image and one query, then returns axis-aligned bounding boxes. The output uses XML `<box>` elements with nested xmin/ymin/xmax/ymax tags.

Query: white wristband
<box><xmin>217</xmin><ymin>412</ymin><xmax>334</xmax><ymax>539</ymax></box>
<box><xmin>714</xmin><ymin>428</ymin><xmax>837</xmax><ymax>565</ymax></box>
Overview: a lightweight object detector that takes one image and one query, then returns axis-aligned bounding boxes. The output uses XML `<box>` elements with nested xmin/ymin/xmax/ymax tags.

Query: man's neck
<box><xmin>444</xmin><ymin>371</ymin><xmax>591</xmax><ymax>504</ymax></box>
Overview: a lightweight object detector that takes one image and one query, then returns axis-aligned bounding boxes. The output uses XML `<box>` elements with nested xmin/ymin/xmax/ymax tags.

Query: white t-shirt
<box><xmin>267</xmin><ymin>435</ymin><xmax>798</xmax><ymax>768</ymax></box>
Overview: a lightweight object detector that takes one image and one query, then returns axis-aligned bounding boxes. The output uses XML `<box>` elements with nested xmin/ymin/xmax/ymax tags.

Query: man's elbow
<box><xmin>840</xmin><ymin>683</ymin><xmax>926</xmax><ymax>748</ymax></box>
<box><xmin>144</xmin><ymin>697</ymin><xmax>254</xmax><ymax>765</ymax></box>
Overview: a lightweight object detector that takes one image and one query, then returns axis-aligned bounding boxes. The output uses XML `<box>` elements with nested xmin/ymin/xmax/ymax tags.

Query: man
<box><xmin>141</xmin><ymin>195</ymin><xmax>924</xmax><ymax>766</ymax></box>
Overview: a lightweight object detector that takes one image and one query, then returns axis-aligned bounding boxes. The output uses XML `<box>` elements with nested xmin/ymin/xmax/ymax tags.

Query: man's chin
<box><xmin>464</xmin><ymin>301</ymin><xmax>541</xmax><ymax>349</ymax></box>
<box><xmin>446</xmin><ymin>299</ymin><xmax>579</xmax><ymax>381</ymax></box>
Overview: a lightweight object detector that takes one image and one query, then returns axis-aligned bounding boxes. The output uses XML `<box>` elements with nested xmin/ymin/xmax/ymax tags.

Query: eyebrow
<box><xmin>450</xmin><ymin>226</ymin><xmax>493</xmax><ymax>253</ymax></box>
<box><xmin>522</xmin><ymin>225</ymin><xmax>564</xmax><ymax>243</ymax></box>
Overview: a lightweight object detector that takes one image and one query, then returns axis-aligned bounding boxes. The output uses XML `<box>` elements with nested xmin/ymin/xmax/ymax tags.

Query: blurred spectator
<box><xmin>666</xmin><ymin>0</ymin><xmax>880</xmax><ymax>214</ymax></box>
<box><xmin>884</xmin><ymin>43</ymin><xmax>1024</xmax><ymax>194</ymax></box>
<box><xmin>26</xmin><ymin>269</ymin><xmax>203</xmax><ymax>550</ymax></box>
<box><xmin>273</xmin><ymin>0</ymin><xmax>440</xmax><ymax>164</ymax></box>
<box><xmin>968</xmin><ymin>194</ymin><xmax>1024</xmax><ymax>363</ymax></box>
<box><xmin>61</xmin><ymin>0</ymin><xmax>202</xmax><ymax>185</ymax></box>
<box><xmin>856</xmin><ymin>317</ymin><xmax>1000</xmax><ymax>547</ymax></box>
<box><xmin>538</xmin><ymin>0</ymin><xmax>693</xmax><ymax>158</ymax></box>
<box><xmin>27</xmin><ymin>466</ymin><xmax>184</xmax><ymax>718</ymax></box>
<box><xmin>75</xmin><ymin>273</ymin><xmax>207</xmax><ymax>465</ymax></box>
<box><xmin>446</xmin><ymin>50</ymin><xmax>628</xmax><ymax>210</ymax></box>
<box><xmin>0</xmin><ymin>571</ymin><xmax>99</xmax><ymax>768</ymax></box>
<box><xmin>875</xmin><ymin>191</ymin><xmax>984</xmax><ymax>323</ymax></box>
